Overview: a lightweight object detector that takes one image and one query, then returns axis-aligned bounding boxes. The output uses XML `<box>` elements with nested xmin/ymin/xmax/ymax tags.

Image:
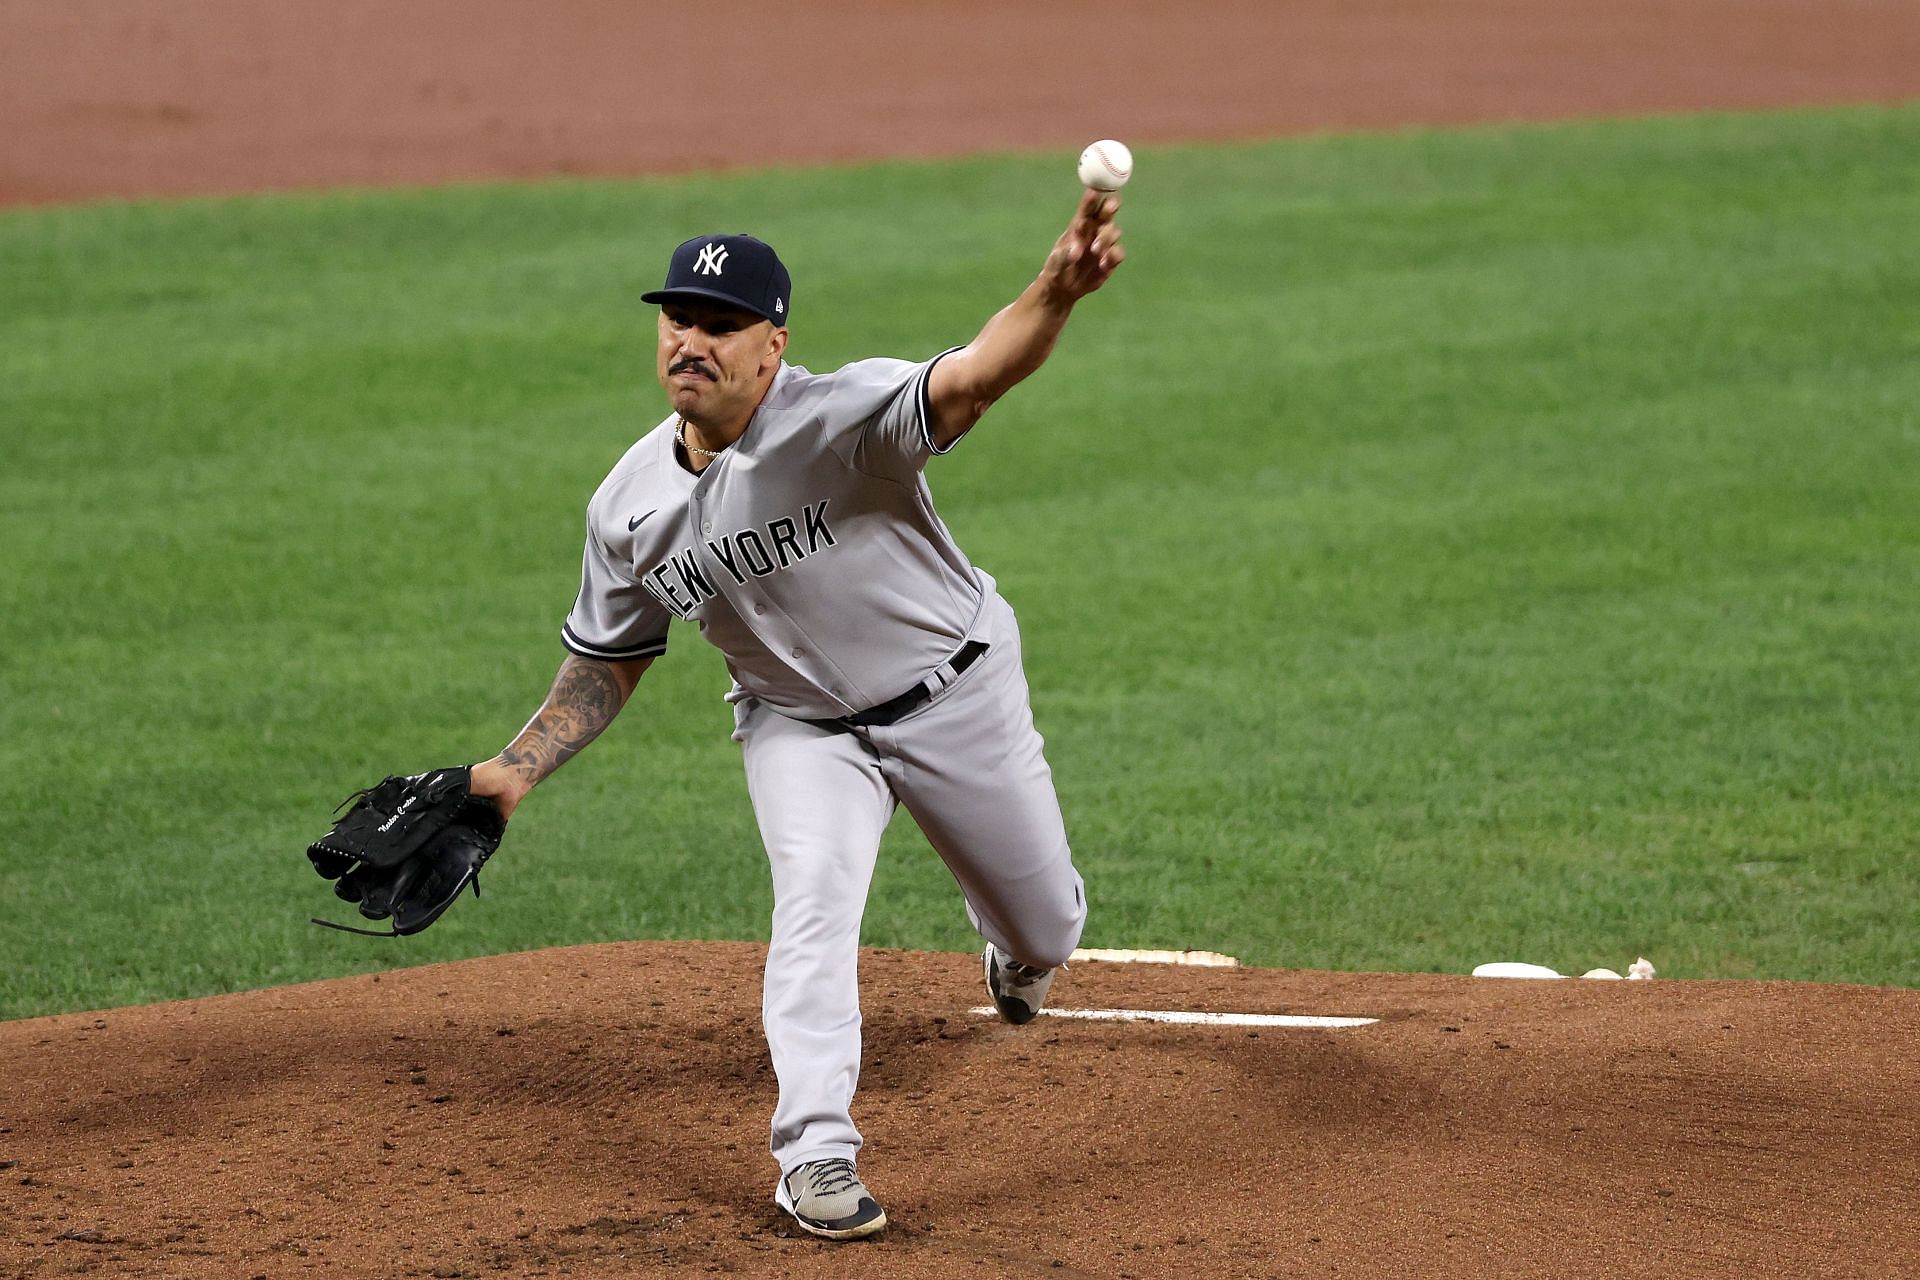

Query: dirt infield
<box><xmin>3</xmin><ymin>0</ymin><xmax>1918</xmax><ymax>205</ymax></box>
<box><xmin>2</xmin><ymin>942</ymin><xmax>1915</xmax><ymax>1279</ymax></box>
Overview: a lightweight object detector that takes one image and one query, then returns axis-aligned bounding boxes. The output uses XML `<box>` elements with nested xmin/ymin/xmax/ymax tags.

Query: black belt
<box><xmin>805</xmin><ymin>640</ymin><xmax>988</xmax><ymax>732</ymax></box>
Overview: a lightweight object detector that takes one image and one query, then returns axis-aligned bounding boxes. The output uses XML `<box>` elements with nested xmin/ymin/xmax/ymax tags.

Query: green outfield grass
<box><xmin>3</xmin><ymin>106</ymin><xmax>1916</xmax><ymax>1018</ymax></box>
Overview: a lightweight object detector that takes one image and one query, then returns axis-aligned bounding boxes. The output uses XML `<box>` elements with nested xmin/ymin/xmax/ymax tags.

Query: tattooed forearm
<box><xmin>494</xmin><ymin>656</ymin><xmax>632</xmax><ymax>789</ymax></box>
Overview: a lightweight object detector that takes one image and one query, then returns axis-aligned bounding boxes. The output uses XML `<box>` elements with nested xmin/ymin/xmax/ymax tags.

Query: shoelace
<box><xmin>1001</xmin><ymin>954</ymin><xmax>1051</xmax><ymax>983</ymax></box>
<box><xmin>801</xmin><ymin>1158</ymin><xmax>862</xmax><ymax>1197</ymax></box>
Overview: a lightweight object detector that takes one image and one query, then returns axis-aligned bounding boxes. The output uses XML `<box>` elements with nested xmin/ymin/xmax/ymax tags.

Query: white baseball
<box><xmin>1078</xmin><ymin>139</ymin><xmax>1133</xmax><ymax>192</ymax></box>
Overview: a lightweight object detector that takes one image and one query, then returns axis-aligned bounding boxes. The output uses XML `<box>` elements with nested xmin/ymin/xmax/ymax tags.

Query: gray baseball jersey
<box><xmin>564</xmin><ymin>352</ymin><xmax>983</xmax><ymax>717</ymax></box>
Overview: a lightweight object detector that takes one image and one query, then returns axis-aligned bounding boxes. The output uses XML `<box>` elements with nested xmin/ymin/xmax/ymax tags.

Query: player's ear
<box><xmin>763</xmin><ymin>323</ymin><xmax>788</xmax><ymax>370</ymax></box>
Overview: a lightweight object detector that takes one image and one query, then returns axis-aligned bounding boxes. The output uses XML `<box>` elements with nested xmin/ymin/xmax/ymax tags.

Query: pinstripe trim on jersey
<box><xmin>920</xmin><ymin>345</ymin><xmax>968</xmax><ymax>456</ymax></box>
<box><xmin>560</xmin><ymin>622</ymin><xmax>668</xmax><ymax>662</ymax></box>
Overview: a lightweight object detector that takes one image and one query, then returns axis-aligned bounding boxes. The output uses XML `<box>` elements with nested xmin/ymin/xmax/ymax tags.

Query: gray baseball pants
<box><xmin>730</xmin><ymin>590</ymin><xmax>1088</xmax><ymax>1175</ymax></box>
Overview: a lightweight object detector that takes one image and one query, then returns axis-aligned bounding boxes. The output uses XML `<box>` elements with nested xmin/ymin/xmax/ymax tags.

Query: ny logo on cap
<box><xmin>694</xmin><ymin>243</ymin><xmax>729</xmax><ymax>276</ymax></box>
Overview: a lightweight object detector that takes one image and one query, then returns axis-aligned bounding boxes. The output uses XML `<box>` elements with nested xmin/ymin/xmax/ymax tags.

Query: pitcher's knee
<box><xmin>1019</xmin><ymin>935</ymin><xmax>1078</xmax><ymax>971</ymax></box>
<box><xmin>1003</xmin><ymin>886</ymin><xmax>1086</xmax><ymax>970</ymax></box>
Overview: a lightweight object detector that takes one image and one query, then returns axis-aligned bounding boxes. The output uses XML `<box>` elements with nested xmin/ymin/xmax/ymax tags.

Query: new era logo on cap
<box><xmin>642</xmin><ymin>234</ymin><xmax>791</xmax><ymax>325</ymax></box>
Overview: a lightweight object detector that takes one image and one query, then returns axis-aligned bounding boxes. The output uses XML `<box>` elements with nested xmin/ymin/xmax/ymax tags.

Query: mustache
<box><xmin>670</xmin><ymin>358</ymin><xmax>715</xmax><ymax>379</ymax></box>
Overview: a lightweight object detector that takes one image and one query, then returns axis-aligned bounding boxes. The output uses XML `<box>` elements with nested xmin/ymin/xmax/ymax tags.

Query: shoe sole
<box><xmin>774</xmin><ymin>1180</ymin><xmax>887</xmax><ymax>1240</ymax></box>
<box><xmin>983</xmin><ymin>944</ymin><xmax>1039</xmax><ymax>1025</ymax></box>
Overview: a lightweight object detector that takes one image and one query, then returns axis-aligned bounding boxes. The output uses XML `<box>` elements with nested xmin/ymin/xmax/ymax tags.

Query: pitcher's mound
<box><xmin>1</xmin><ymin>941</ymin><xmax>1914</xmax><ymax>1278</ymax></box>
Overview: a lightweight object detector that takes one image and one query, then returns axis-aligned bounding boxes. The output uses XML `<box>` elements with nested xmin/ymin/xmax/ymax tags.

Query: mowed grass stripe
<box><xmin>1</xmin><ymin>106</ymin><xmax>1915</xmax><ymax>1017</ymax></box>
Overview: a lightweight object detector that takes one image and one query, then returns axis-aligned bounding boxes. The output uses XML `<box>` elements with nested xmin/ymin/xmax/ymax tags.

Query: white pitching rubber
<box><xmin>1069</xmin><ymin>948</ymin><xmax>1240</xmax><ymax>968</ymax></box>
<box><xmin>972</xmin><ymin>1007</ymin><xmax>1375</xmax><ymax>1029</ymax></box>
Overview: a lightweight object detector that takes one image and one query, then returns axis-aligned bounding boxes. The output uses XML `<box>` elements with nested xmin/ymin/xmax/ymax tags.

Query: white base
<box><xmin>1472</xmin><ymin>962</ymin><xmax>1566</xmax><ymax>980</ymax></box>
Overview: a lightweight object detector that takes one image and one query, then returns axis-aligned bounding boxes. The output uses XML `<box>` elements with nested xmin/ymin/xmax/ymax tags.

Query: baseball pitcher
<box><xmin>403</xmin><ymin>189</ymin><xmax>1121</xmax><ymax>1239</ymax></box>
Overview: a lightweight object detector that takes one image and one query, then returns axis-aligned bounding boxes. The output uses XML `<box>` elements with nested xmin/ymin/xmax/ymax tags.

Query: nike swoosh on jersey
<box><xmin>628</xmin><ymin>511</ymin><xmax>657</xmax><ymax>532</ymax></box>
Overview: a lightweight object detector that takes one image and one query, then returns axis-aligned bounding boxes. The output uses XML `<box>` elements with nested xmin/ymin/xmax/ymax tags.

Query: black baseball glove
<box><xmin>306</xmin><ymin>766</ymin><xmax>505</xmax><ymax>937</ymax></box>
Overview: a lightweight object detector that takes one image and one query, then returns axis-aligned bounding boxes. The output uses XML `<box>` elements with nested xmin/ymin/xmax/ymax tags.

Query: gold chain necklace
<box><xmin>676</xmin><ymin>416</ymin><xmax>728</xmax><ymax>460</ymax></box>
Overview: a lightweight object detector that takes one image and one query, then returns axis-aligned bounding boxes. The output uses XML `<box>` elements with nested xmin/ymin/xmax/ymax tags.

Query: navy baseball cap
<box><xmin>641</xmin><ymin>233</ymin><xmax>792</xmax><ymax>326</ymax></box>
